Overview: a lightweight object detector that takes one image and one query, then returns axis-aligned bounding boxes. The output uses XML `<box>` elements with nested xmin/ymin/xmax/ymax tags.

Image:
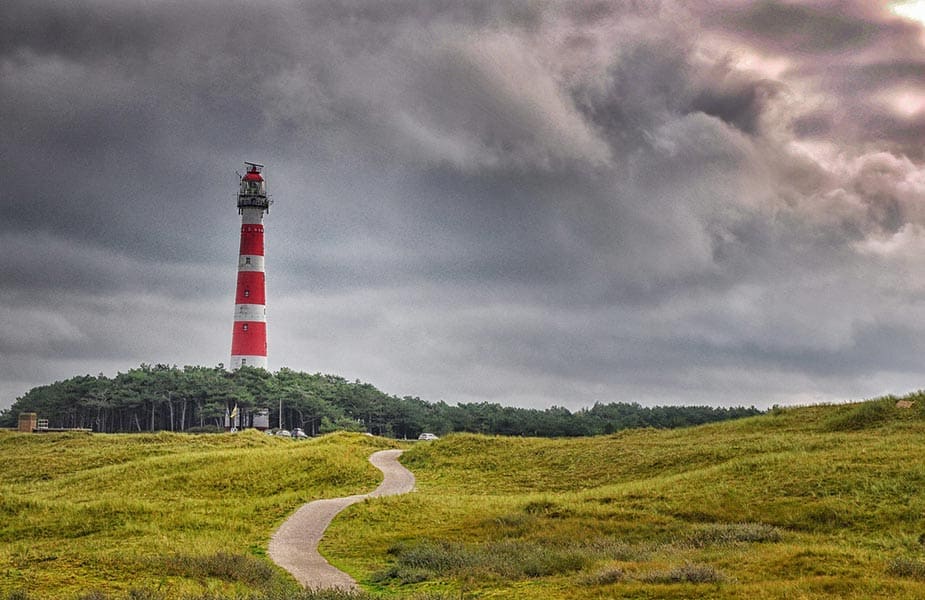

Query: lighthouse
<box><xmin>230</xmin><ymin>161</ymin><xmax>270</xmax><ymax>370</ymax></box>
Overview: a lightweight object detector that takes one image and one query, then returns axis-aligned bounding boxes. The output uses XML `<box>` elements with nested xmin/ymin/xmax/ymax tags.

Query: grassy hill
<box><xmin>0</xmin><ymin>430</ymin><xmax>398</xmax><ymax>599</ymax></box>
<box><xmin>324</xmin><ymin>395</ymin><xmax>925</xmax><ymax>599</ymax></box>
<box><xmin>4</xmin><ymin>397</ymin><xmax>925</xmax><ymax>599</ymax></box>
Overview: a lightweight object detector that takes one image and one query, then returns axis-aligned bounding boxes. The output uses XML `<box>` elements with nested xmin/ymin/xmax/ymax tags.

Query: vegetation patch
<box><xmin>578</xmin><ymin>567</ymin><xmax>625</xmax><ymax>586</ymax></box>
<box><xmin>822</xmin><ymin>399</ymin><xmax>896</xmax><ymax>431</ymax></box>
<box><xmin>372</xmin><ymin>537</ymin><xmax>631</xmax><ymax>583</ymax></box>
<box><xmin>636</xmin><ymin>562</ymin><xmax>727</xmax><ymax>584</ymax></box>
<box><xmin>678</xmin><ymin>522</ymin><xmax>783</xmax><ymax>548</ymax></box>
<box><xmin>888</xmin><ymin>557</ymin><xmax>925</xmax><ymax>580</ymax></box>
<box><xmin>522</xmin><ymin>499</ymin><xmax>573</xmax><ymax>518</ymax></box>
<box><xmin>161</xmin><ymin>552</ymin><xmax>276</xmax><ymax>585</ymax></box>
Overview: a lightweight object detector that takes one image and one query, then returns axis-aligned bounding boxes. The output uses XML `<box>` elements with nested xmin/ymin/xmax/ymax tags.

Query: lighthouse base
<box><xmin>231</xmin><ymin>355</ymin><xmax>268</xmax><ymax>370</ymax></box>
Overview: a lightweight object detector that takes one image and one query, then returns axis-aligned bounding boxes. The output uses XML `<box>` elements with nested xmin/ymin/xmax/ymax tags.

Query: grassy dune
<box><xmin>0</xmin><ymin>430</ymin><xmax>398</xmax><ymax>599</ymax></box>
<box><xmin>6</xmin><ymin>398</ymin><xmax>925</xmax><ymax>599</ymax></box>
<box><xmin>323</xmin><ymin>396</ymin><xmax>925</xmax><ymax>598</ymax></box>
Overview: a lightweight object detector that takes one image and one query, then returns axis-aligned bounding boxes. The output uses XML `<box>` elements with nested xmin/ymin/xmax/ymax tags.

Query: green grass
<box><xmin>0</xmin><ymin>431</ymin><xmax>399</xmax><ymax>599</ymax></box>
<box><xmin>7</xmin><ymin>397</ymin><xmax>925</xmax><ymax>599</ymax></box>
<box><xmin>321</xmin><ymin>396</ymin><xmax>925</xmax><ymax>598</ymax></box>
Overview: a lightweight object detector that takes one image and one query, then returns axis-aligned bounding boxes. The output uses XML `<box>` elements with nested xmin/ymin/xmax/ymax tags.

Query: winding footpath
<box><xmin>268</xmin><ymin>449</ymin><xmax>415</xmax><ymax>590</ymax></box>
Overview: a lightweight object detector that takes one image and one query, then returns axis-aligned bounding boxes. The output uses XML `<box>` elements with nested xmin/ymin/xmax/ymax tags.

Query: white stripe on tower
<box><xmin>230</xmin><ymin>162</ymin><xmax>270</xmax><ymax>370</ymax></box>
<box><xmin>238</xmin><ymin>255</ymin><xmax>265</xmax><ymax>271</ymax></box>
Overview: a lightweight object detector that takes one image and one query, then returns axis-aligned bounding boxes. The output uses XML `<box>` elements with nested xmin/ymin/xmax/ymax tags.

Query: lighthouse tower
<box><xmin>230</xmin><ymin>162</ymin><xmax>270</xmax><ymax>370</ymax></box>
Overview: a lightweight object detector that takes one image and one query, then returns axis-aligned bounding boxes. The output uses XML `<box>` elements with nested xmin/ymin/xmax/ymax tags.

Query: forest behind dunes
<box><xmin>0</xmin><ymin>364</ymin><xmax>761</xmax><ymax>437</ymax></box>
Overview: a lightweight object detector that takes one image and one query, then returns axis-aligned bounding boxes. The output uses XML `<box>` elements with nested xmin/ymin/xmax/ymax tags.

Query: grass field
<box><xmin>0</xmin><ymin>430</ymin><xmax>398</xmax><ymax>599</ymax></box>
<box><xmin>323</xmin><ymin>395</ymin><xmax>925</xmax><ymax>599</ymax></box>
<box><xmin>5</xmin><ymin>397</ymin><xmax>925</xmax><ymax>599</ymax></box>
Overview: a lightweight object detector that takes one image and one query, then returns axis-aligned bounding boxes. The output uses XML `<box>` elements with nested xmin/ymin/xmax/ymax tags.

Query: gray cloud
<box><xmin>3</xmin><ymin>0</ymin><xmax>925</xmax><ymax>410</ymax></box>
<box><xmin>722</xmin><ymin>2</ymin><xmax>886</xmax><ymax>53</ymax></box>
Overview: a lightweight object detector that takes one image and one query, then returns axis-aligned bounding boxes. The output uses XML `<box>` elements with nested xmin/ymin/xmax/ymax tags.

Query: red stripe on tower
<box><xmin>231</xmin><ymin>322</ymin><xmax>268</xmax><ymax>356</ymax></box>
<box><xmin>230</xmin><ymin>162</ymin><xmax>271</xmax><ymax>370</ymax></box>
<box><xmin>239</xmin><ymin>225</ymin><xmax>264</xmax><ymax>256</ymax></box>
<box><xmin>235</xmin><ymin>272</ymin><xmax>266</xmax><ymax>305</ymax></box>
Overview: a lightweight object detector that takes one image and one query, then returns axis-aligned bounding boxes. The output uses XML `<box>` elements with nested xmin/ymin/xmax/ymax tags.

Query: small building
<box><xmin>18</xmin><ymin>413</ymin><xmax>37</xmax><ymax>433</ymax></box>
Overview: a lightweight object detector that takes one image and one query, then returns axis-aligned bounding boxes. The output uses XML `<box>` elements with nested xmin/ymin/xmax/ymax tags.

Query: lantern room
<box><xmin>237</xmin><ymin>162</ymin><xmax>270</xmax><ymax>213</ymax></box>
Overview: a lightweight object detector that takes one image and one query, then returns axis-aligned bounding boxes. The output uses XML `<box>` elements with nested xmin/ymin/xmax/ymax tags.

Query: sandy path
<box><xmin>268</xmin><ymin>448</ymin><xmax>415</xmax><ymax>590</ymax></box>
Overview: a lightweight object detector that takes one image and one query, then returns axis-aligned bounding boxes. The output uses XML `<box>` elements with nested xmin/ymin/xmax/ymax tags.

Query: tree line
<box><xmin>0</xmin><ymin>364</ymin><xmax>763</xmax><ymax>437</ymax></box>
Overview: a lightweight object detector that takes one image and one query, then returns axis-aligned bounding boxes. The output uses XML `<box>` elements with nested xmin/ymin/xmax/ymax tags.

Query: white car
<box><xmin>418</xmin><ymin>432</ymin><xmax>439</xmax><ymax>441</ymax></box>
<box><xmin>275</xmin><ymin>429</ymin><xmax>291</xmax><ymax>437</ymax></box>
<box><xmin>291</xmin><ymin>428</ymin><xmax>308</xmax><ymax>439</ymax></box>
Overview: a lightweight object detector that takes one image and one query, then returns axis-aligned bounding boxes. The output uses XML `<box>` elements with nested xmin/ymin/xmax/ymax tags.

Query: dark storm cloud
<box><xmin>723</xmin><ymin>1</ymin><xmax>885</xmax><ymax>52</ymax></box>
<box><xmin>695</xmin><ymin>1</ymin><xmax>925</xmax><ymax>158</ymax></box>
<box><xmin>687</xmin><ymin>69</ymin><xmax>783</xmax><ymax>135</ymax></box>
<box><xmin>4</xmin><ymin>0</ymin><xmax>925</xmax><ymax>409</ymax></box>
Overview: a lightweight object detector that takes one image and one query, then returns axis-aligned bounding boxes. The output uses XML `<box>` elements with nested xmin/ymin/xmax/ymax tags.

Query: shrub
<box><xmin>888</xmin><ymin>557</ymin><xmax>925</xmax><ymax>580</ymax></box>
<box><xmin>385</xmin><ymin>540</ymin><xmax>475</xmax><ymax>572</ymax></box>
<box><xmin>680</xmin><ymin>522</ymin><xmax>782</xmax><ymax>548</ymax></box>
<box><xmin>638</xmin><ymin>562</ymin><xmax>726</xmax><ymax>584</ymax></box>
<box><xmin>519</xmin><ymin>545</ymin><xmax>586</xmax><ymax>577</ymax></box>
<box><xmin>374</xmin><ymin>540</ymin><xmax>474</xmax><ymax>583</ymax></box>
<box><xmin>161</xmin><ymin>552</ymin><xmax>275</xmax><ymax>585</ymax></box>
<box><xmin>523</xmin><ymin>499</ymin><xmax>572</xmax><ymax>518</ymax></box>
<box><xmin>374</xmin><ymin>537</ymin><xmax>627</xmax><ymax>583</ymax></box>
<box><xmin>580</xmin><ymin>537</ymin><xmax>649</xmax><ymax>562</ymax></box>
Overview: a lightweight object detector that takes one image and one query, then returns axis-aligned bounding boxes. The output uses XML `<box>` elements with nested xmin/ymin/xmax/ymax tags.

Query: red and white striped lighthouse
<box><xmin>230</xmin><ymin>161</ymin><xmax>271</xmax><ymax>370</ymax></box>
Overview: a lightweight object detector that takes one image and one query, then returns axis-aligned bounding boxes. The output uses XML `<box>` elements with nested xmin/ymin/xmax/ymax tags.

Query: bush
<box><xmin>523</xmin><ymin>499</ymin><xmax>572</xmax><ymax>518</ymax></box>
<box><xmin>888</xmin><ymin>557</ymin><xmax>925</xmax><ymax>580</ymax></box>
<box><xmin>161</xmin><ymin>552</ymin><xmax>276</xmax><ymax>585</ymax></box>
<box><xmin>680</xmin><ymin>522</ymin><xmax>782</xmax><ymax>548</ymax></box>
<box><xmin>638</xmin><ymin>562</ymin><xmax>726</xmax><ymax>584</ymax></box>
<box><xmin>374</xmin><ymin>537</ymin><xmax>629</xmax><ymax>583</ymax></box>
<box><xmin>385</xmin><ymin>540</ymin><xmax>475</xmax><ymax>572</ymax></box>
<box><xmin>374</xmin><ymin>540</ymin><xmax>475</xmax><ymax>584</ymax></box>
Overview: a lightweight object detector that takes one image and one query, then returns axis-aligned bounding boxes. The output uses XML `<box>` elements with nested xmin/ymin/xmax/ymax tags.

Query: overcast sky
<box><xmin>4</xmin><ymin>0</ymin><xmax>925</xmax><ymax>410</ymax></box>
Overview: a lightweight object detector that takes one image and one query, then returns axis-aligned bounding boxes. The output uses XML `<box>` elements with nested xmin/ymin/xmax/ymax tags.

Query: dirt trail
<box><xmin>268</xmin><ymin>448</ymin><xmax>415</xmax><ymax>590</ymax></box>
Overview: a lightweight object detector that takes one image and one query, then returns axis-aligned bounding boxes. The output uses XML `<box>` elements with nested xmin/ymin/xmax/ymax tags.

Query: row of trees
<box><xmin>0</xmin><ymin>364</ymin><xmax>762</xmax><ymax>437</ymax></box>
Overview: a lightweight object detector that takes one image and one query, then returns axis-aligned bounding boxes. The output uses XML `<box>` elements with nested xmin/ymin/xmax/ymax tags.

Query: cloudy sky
<box><xmin>4</xmin><ymin>0</ymin><xmax>925</xmax><ymax>410</ymax></box>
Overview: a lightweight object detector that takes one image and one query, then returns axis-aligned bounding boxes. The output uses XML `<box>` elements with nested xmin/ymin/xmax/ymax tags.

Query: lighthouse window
<box><xmin>245</xmin><ymin>257</ymin><xmax>251</xmax><ymax>265</ymax></box>
<box><xmin>242</xmin><ymin>324</ymin><xmax>249</xmax><ymax>331</ymax></box>
<box><xmin>244</xmin><ymin>289</ymin><xmax>250</xmax><ymax>297</ymax></box>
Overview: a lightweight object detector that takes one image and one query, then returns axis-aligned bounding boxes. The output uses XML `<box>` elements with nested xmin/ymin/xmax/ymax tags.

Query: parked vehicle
<box><xmin>275</xmin><ymin>429</ymin><xmax>291</xmax><ymax>437</ymax></box>
<box><xmin>418</xmin><ymin>432</ymin><xmax>439</xmax><ymax>441</ymax></box>
<box><xmin>291</xmin><ymin>427</ymin><xmax>308</xmax><ymax>439</ymax></box>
